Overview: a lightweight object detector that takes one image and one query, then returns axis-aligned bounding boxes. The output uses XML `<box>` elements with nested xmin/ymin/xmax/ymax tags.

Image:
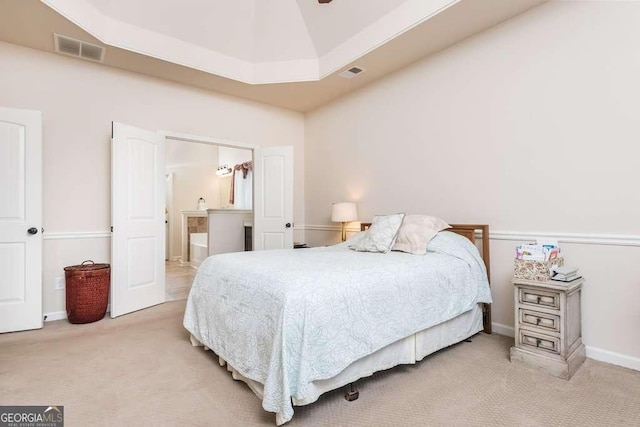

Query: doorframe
<box><xmin>165</xmin><ymin>172</ymin><xmax>173</xmax><ymax>261</ymax></box>
<box><xmin>159</xmin><ymin>130</ymin><xmax>258</xmax><ymax>150</ymax></box>
<box><xmin>158</xmin><ymin>130</ymin><xmax>258</xmax><ymax>261</ymax></box>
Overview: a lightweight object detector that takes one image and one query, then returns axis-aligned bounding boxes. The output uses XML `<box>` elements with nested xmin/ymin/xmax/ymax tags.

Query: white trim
<box><xmin>43</xmin><ymin>231</ymin><xmax>111</xmax><ymax>240</ymax></box>
<box><xmin>302</xmin><ymin>224</ymin><xmax>361</xmax><ymax>232</ymax></box>
<box><xmin>586</xmin><ymin>345</ymin><xmax>640</xmax><ymax>372</ymax></box>
<box><xmin>319</xmin><ymin>0</ymin><xmax>457</xmax><ymax>79</ymax></box>
<box><xmin>300</xmin><ymin>225</ymin><xmax>640</xmax><ymax>247</ymax></box>
<box><xmin>491</xmin><ymin>322</ymin><xmax>640</xmax><ymax>372</ymax></box>
<box><xmin>159</xmin><ymin>130</ymin><xmax>258</xmax><ymax>150</ymax></box>
<box><xmin>41</xmin><ymin>0</ymin><xmax>458</xmax><ymax>85</ymax></box>
<box><xmin>170</xmin><ymin>256</ymin><xmax>182</xmax><ymax>262</ymax></box>
<box><xmin>44</xmin><ymin>305</ymin><xmax>111</xmax><ymax>323</ymax></box>
<box><xmin>489</xmin><ymin>230</ymin><xmax>640</xmax><ymax>247</ymax></box>
<box><xmin>491</xmin><ymin>322</ymin><xmax>515</xmax><ymax>338</ymax></box>
<box><xmin>44</xmin><ymin>310</ymin><xmax>67</xmax><ymax>322</ymax></box>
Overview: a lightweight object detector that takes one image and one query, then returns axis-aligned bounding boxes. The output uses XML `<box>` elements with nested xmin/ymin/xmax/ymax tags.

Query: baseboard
<box><xmin>491</xmin><ymin>322</ymin><xmax>515</xmax><ymax>337</ymax></box>
<box><xmin>491</xmin><ymin>322</ymin><xmax>639</xmax><ymax>372</ymax></box>
<box><xmin>585</xmin><ymin>345</ymin><xmax>640</xmax><ymax>372</ymax></box>
<box><xmin>170</xmin><ymin>256</ymin><xmax>182</xmax><ymax>262</ymax></box>
<box><xmin>43</xmin><ymin>311</ymin><xmax>67</xmax><ymax>322</ymax></box>
<box><xmin>44</xmin><ymin>304</ymin><xmax>111</xmax><ymax>323</ymax></box>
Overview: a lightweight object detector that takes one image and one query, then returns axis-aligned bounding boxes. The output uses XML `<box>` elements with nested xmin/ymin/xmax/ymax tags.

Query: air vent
<box><xmin>339</xmin><ymin>66</ymin><xmax>365</xmax><ymax>79</ymax></box>
<box><xmin>54</xmin><ymin>34</ymin><xmax>105</xmax><ymax>63</ymax></box>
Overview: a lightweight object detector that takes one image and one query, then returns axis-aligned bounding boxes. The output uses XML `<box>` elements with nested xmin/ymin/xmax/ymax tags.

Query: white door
<box><xmin>111</xmin><ymin>122</ymin><xmax>165</xmax><ymax>317</ymax></box>
<box><xmin>253</xmin><ymin>146</ymin><xmax>294</xmax><ymax>250</ymax></box>
<box><xmin>0</xmin><ymin>107</ymin><xmax>42</xmax><ymax>333</ymax></box>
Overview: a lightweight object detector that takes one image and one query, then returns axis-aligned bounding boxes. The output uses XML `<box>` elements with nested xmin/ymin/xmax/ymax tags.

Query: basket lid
<box><xmin>64</xmin><ymin>260</ymin><xmax>110</xmax><ymax>272</ymax></box>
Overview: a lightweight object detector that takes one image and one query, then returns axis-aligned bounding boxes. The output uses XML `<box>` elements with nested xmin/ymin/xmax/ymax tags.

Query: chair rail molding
<box><xmin>488</xmin><ymin>230</ymin><xmax>640</xmax><ymax>247</ymax></box>
<box><xmin>302</xmin><ymin>224</ymin><xmax>361</xmax><ymax>232</ymax></box>
<box><xmin>43</xmin><ymin>231</ymin><xmax>111</xmax><ymax>240</ymax></box>
<box><xmin>299</xmin><ymin>225</ymin><xmax>640</xmax><ymax>247</ymax></box>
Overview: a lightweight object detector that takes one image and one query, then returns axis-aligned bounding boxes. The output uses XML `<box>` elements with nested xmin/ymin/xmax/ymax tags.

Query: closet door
<box><xmin>253</xmin><ymin>146</ymin><xmax>293</xmax><ymax>250</ymax></box>
<box><xmin>0</xmin><ymin>107</ymin><xmax>42</xmax><ymax>333</ymax></box>
<box><xmin>111</xmin><ymin>122</ymin><xmax>165</xmax><ymax>317</ymax></box>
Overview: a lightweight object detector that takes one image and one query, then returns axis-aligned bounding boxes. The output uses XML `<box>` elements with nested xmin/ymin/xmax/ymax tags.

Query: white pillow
<box><xmin>392</xmin><ymin>215</ymin><xmax>451</xmax><ymax>255</ymax></box>
<box><xmin>349</xmin><ymin>213</ymin><xmax>405</xmax><ymax>253</ymax></box>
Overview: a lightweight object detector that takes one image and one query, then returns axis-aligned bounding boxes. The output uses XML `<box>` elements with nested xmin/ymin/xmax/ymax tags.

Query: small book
<box><xmin>550</xmin><ymin>265</ymin><xmax>581</xmax><ymax>282</ymax></box>
<box><xmin>551</xmin><ymin>275</ymin><xmax>582</xmax><ymax>283</ymax></box>
<box><xmin>553</xmin><ymin>266</ymin><xmax>579</xmax><ymax>276</ymax></box>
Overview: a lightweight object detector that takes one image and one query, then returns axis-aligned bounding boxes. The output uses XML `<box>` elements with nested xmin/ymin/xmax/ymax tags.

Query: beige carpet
<box><xmin>1</xmin><ymin>301</ymin><xmax>639</xmax><ymax>427</ymax></box>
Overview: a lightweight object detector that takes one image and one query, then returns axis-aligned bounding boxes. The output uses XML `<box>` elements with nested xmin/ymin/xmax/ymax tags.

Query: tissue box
<box><xmin>513</xmin><ymin>258</ymin><xmax>564</xmax><ymax>282</ymax></box>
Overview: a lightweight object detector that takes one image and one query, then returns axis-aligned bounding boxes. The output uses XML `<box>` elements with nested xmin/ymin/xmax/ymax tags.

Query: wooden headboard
<box><xmin>360</xmin><ymin>222</ymin><xmax>492</xmax><ymax>334</ymax></box>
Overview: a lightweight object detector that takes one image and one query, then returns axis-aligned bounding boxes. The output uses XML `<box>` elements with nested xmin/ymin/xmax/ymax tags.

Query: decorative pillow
<box><xmin>342</xmin><ymin>230</ymin><xmax>367</xmax><ymax>246</ymax></box>
<box><xmin>392</xmin><ymin>215</ymin><xmax>451</xmax><ymax>255</ymax></box>
<box><xmin>349</xmin><ymin>213</ymin><xmax>405</xmax><ymax>253</ymax></box>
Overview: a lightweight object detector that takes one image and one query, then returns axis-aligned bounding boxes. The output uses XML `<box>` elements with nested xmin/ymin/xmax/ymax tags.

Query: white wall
<box><xmin>0</xmin><ymin>41</ymin><xmax>305</xmax><ymax>316</ymax></box>
<box><xmin>304</xmin><ymin>1</ymin><xmax>640</xmax><ymax>369</ymax></box>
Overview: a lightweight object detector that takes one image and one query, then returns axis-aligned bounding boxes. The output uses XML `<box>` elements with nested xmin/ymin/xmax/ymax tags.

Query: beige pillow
<box><xmin>349</xmin><ymin>213</ymin><xmax>405</xmax><ymax>253</ymax></box>
<box><xmin>392</xmin><ymin>215</ymin><xmax>451</xmax><ymax>255</ymax></box>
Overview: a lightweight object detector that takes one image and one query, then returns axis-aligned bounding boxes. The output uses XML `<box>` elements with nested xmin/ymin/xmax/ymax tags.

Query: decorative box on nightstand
<box><xmin>510</xmin><ymin>277</ymin><xmax>586</xmax><ymax>380</ymax></box>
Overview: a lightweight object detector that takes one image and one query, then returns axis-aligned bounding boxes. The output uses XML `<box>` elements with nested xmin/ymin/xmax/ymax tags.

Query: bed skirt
<box><xmin>190</xmin><ymin>304</ymin><xmax>483</xmax><ymax>425</ymax></box>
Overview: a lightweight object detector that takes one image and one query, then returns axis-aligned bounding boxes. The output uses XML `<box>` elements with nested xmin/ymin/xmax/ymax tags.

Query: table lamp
<box><xmin>331</xmin><ymin>202</ymin><xmax>358</xmax><ymax>242</ymax></box>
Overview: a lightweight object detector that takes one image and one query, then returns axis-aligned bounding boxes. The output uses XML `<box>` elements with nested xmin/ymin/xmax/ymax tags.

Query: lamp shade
<box><xmin>331</xmin><ymin>202</ymin><xmax>358</xmax><ymax>222</ymax></box>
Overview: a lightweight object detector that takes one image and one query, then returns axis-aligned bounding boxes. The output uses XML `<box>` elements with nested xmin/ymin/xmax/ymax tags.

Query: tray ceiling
<box><xmin>0</xmin><ymin>0</ymin><xmax>547</xmax><ymax>111</ymax></box>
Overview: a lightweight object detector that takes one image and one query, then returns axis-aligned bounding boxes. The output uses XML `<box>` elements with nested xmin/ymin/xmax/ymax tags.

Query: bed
<box><xmin>183</xmin><ymin>223</ymin><xmax>492</xmax><ymax>425</ymax></box>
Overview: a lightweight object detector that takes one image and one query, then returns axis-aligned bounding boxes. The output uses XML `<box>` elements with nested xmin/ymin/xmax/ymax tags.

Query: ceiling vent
<box><xmin>54</xmin><ymin>34</ymin><xmax>105</xmax><ymax>63</ymax></box>
<box><xmin>339</xmin><ymin>66</ymin><xmax>365</xmax><ymax>79</ymax></box>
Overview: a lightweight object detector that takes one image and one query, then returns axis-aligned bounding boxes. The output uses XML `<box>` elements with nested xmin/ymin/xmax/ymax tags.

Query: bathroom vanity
<box><xmin>207</xmin><ymin>209</ymin><xmax>253</xmax><ymax>256</ymax></box>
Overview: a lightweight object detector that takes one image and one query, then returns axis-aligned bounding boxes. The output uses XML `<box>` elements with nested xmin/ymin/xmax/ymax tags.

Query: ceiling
<box><xmin>0</xmin><ymin>0</ymin><xmax>546</xmax><ymax>111</ymax></box>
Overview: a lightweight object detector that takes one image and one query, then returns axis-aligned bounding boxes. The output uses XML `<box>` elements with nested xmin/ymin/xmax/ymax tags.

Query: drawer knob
<box><xmin>536</xmin><ymin>318</ymin><xmax>541</xmax><ymax>325</ymax></box>
<box><xmin>536</xmin><ymin>296</ymin><xmax>541</xmax><ymax>304</ymax></box>
<box><xmin>536</xmin><ymin>339</ymin><xmax>542</xmax><ymax>347</ymax></box>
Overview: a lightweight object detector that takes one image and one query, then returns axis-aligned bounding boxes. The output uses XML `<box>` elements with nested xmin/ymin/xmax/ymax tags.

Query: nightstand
<box><xmin>510</xmin><ymin>277</ymin><xmax>586</xmax><ymax>380</ymax></box>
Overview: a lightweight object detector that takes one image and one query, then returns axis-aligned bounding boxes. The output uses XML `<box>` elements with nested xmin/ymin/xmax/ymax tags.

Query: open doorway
<box><xmin>164</xmin><ymin>138</ymin><xmax>253</xmax><ymax>302</ymax></box>
<box><xmin>111</xmin><ymin>123</ymin><xmax>292</xmax><ymax>318</ymax></box>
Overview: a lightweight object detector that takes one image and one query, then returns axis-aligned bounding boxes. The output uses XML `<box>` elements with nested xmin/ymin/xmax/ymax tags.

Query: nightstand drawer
<box><xmin>519</xmin><ymin>309</ymin><xmax>561</xmax><ymax>333</ymax></box>
<box><xmin>519</xmin><ymin>288</ymin><xmax>560</xmax><ymax>310</ymax></box>
<box><xmin>520</xmin><ymin>329</ymin><xmax>560</xmax><ymax>355</ymax></box>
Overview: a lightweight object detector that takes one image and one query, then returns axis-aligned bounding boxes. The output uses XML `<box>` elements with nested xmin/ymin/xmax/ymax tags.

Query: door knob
<box><xmin>27</xmin><ymin>227</ymin><xmax>38</xmax><ymax>235</ymax></box>
<box><xmin>285</xmin><ymin>223</ymin><xmax>292</xmax><ymax>228</ymax></box>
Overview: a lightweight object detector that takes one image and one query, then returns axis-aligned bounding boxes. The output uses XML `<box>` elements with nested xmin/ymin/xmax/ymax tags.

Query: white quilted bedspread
<box><xmin>183</xmin><ymin>231</ymin><xmax>492</xmax><ymax>424</ymax></box>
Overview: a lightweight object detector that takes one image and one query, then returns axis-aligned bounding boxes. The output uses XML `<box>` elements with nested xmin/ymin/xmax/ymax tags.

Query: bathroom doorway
<box><xmin>164</xmin><ymin>138</ymin><xmax>253</xmax><ymax>301</ymax></box>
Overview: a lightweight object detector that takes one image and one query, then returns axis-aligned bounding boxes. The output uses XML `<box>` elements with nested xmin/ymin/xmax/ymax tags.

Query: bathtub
<box><xmin>190</xmin><ymin>233</ymin><xmax>208</xmax><ymax>269</ymax></box>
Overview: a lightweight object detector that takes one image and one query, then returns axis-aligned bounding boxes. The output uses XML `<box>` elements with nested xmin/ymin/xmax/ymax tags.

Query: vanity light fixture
<box><xmin>216</xmin><ymin>164</ymin><xmax>233</xmax><ymax>176</ymax></box>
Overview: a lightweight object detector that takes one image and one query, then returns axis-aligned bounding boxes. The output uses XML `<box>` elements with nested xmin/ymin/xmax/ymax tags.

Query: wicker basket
<box><xmin>64</xmin><ymin>260</ymin><xmax>110</xmax><ymax>324</ymax></box>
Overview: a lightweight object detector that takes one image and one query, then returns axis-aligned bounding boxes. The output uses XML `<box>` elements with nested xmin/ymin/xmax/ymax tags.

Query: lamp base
<box><xmin>341</xmin><ymin>222</ymin><xmax>347</xmax><ymax>242</ymax></box>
